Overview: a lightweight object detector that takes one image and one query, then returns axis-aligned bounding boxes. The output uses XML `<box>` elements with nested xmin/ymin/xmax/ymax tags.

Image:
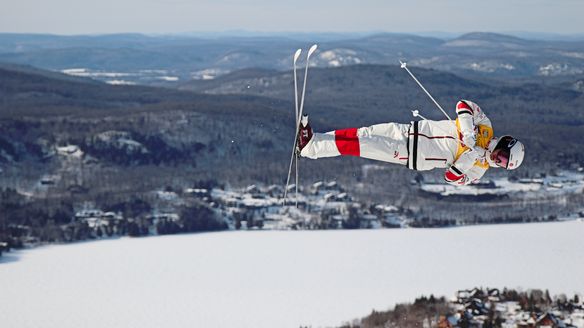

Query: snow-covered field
<box><xmin>420</xmin><ymin>170</ymin><xmax>584</xmax><ymax>197</ymax></box>
<box><xmin>1</xmin><ymin>221</ymin><xmax>584</xmax><ymax>328</ymax></box>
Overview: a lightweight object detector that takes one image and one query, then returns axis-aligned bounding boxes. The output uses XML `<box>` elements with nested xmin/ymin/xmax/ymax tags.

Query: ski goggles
<box><xmin>490</xmin><ymin>148</ymin><xmax>509</xmax><ymax>168</ymax></box>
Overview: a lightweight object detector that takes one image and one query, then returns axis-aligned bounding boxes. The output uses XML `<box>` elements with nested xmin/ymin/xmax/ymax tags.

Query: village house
<box><xmin>0</xmin><ymin>242</ymin><xmax>8</xmax><ymax>256</ymax></box>
<box><xmin>266</xmin><ymin>184</ymin><xmax>283</xmax><ymax>197</ymax></box>
<box><xmin>360</xmin><ymin>214</ymin><xmax>381</xmax><ymax>229</ymax></box>
<box><xmin>148</xmin><ymin>213</ymin><xmax>180</xmax><ymax>223</ymax></box>
<box><xmin>450</xmin><ymin>288</ymin><xmax>584</xmax><ymax>328</ymax></box>
<box><xmin>73</xmin><ymin>209</ymin><xmax>124</xmax><ymax>232</ymax></box>
<box><xmin>182</xmin><ymin>181</ymin><xmax>411</xmax><ymax>232</ymax></box>
<box><xmin>330</xmin><ymin>214</ymin><xmax>347</xmax><ymax>229</ymax></box>
<box><xmin>184</xmin><ymin>188</ymin><xmax>210</xmax><ymax>199</ymax></box>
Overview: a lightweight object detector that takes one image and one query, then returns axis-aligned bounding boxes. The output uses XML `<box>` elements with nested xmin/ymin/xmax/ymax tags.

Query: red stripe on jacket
<box><xmin>335</xmin><ymin>128</ymin><xmax>360</xmax><ymax>156</ymax></box>
<box><xmin>456</xmin><ymin>101</ymin><xmax>473</xmax><ymax>114</ymax></box>
<box><xmin>409</xmin><ymin>132</ymin><xmax>456</xmax><ymax>140</ymax></box>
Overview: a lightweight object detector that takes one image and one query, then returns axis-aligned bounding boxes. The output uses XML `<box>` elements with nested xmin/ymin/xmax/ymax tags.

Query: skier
<box><xmin>296</xmin><ymin>100</ymin><xmax>524</xmax><ymax>186</ymax></box>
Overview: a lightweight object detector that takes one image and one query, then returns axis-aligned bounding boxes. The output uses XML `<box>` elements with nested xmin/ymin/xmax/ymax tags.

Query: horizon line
<box><xmin>3</xmin><ymin>30</ymin><xmax>584</xmax><ymax>41</ymax></box>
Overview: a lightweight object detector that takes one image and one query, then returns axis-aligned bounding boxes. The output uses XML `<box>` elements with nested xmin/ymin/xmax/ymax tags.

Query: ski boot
<box><xmin>296</xmin><ymin>114</ymin><xmax>313</xmax><ymax>155</ymax></box>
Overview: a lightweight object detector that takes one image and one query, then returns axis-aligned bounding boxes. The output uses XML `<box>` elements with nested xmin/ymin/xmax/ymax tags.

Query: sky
<box><xmin>1</xmin><ymin>0</ymin><xmax>584</xmax><ymax>36</ymax></box>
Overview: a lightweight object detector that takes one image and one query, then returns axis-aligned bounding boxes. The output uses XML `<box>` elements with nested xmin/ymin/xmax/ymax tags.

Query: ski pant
<box><xmin>300</xmin><ymin>122</ymin><xmax>410</xmax><ymax>166</ymax></box>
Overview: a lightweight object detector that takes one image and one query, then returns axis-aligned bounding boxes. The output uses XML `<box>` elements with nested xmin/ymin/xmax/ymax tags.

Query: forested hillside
<box><xmin>180</xmin><ymin>64</ymin><xmax>584</xmax><ymax>166</ymax></box>
<box><xmin>1</xmin><ymin>62</ymin><xmax>583</xmax><ymax>251</ymax></box>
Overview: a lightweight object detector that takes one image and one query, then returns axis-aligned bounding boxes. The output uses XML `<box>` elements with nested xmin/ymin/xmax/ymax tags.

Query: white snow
<box><xmin>61</xmin><ymin>68</ymin><xmax>133</xmax><ymax>78</ymax></box>
<box><xmin>539</xmin><ymin>63</ymin><xmax>584</xmax><ymax>76</ymax></box>
<box><xmin>61</xmin><ymin>68</ymin><xmax>179</xmax><ymax>84</ymax></box>
<box><xmin>106</xmin><ymin>80</ymin><xmax>136</xmax><ymax>85</ymax></box>
<box><xmin>1</xmin><ymin>221</ymin><xmax>584</xmax><ymax>328</ymax></box>
<box><xmin>140</xmin><ymin>70</ymin><xmax>168</xmax><ymax>74</ymax></box>
<box><xmin>157</xmin><ymin>76</ymin><xmax>179</xmax><ymax>82</ymax></box>
<box><xmin>191</xmin><ymin>68</ymin><xmax>228</xmax><ymax>80</ymax></box>
<box><xmin>466</xmin><ymin>62</ymin><xmax>515</xmax><ymax>73</ymax></box>
<box><xmin>56</xmin><ymin>145</ymin><xmax>83</xmax><ymax>158</ymax></box>
<box><xmin>557</xmin><ymin>51</ymin><xmax>584</xmax><ymax>59</ymax></box>
<box><xmin>318</xmin><ymin>49</ymin><xmax>362</xmax><ymax>67</ymax></box>
<box><xmin>420</xmin><ymin>171</ymin><xmax>584</xmax><ymax>197</ymax></box>
<box><xmin>61</xmin><ymin>68</ymin><xmax>89</xmax><ymax>75</ymax></box>
<box><xmin>95</xmin><ymin>131</ymin><xmax>147</xmax><ymax>152</ymax></box>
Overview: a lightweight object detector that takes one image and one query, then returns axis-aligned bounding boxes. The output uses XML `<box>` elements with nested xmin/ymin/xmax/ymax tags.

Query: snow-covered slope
<box><xmin>1</xmin><ymin>221</ymin><xmax>583</xmax><ymax>328</ymax></box>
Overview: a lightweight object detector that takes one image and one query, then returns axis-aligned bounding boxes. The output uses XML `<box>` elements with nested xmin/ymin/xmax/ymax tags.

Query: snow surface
<box><xmin>420</xmin><ymin>171</ymin><xmax>584</xmax><ymax>197</ymax></box>
<box><xmin>1</xmin><ymin>221</ymin><xmax>584</xmax><ymax>328</ymax></box>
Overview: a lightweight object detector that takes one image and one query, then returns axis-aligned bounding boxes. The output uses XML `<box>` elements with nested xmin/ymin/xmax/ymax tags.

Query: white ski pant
<box><xmin>300</xmin><ymin>122</ymin><xmax>410</xmax><ymax>165</ymax></box>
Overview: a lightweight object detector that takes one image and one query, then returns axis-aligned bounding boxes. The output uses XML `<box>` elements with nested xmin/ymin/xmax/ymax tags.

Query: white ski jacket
<box><xmin>300</xmin><ymin>100</ymin><xmax>495</xmax><ymax>186</ymax></box>
<box><xmin>407</xmin><ymin>100</ymin><xmax>494</xmax><ymax>185</ymax></box>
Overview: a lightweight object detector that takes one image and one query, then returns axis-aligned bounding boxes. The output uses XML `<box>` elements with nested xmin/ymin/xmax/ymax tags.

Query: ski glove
<box><xmin>444</xmin><ymin>147</ymin><xmax>485</xmax><ymax>186</ymax></box>
<box><xmin>444</xmin><ymin>165</ymin><xmax>469</xmax><ymax>185</ymax></box>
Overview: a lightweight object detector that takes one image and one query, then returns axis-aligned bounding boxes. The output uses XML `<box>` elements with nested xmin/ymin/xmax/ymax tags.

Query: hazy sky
<box><xmin>2</xmin><ymin>0</ymin><xmax>584</xmax><ymax>35</ymax></box>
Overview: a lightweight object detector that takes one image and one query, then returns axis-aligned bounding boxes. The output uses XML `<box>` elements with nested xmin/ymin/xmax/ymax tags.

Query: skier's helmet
<box><xmin>491</xmin><ymin>136</ymin><xmax>524</xmax><ymax>170</ymax></box>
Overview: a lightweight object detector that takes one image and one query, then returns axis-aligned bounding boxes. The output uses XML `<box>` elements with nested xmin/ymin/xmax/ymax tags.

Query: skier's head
<box><xmin>489</xmin><ymin>136</ymin><xmax>524</xmax><ymax>170</ymax></box>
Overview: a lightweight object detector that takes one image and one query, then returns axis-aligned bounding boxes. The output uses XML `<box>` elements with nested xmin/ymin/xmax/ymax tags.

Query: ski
<box><xmin>283</xmin><ymin>44</ymin><xmax>318</xmax><ymax>206</ymax></box>
<box><xmin>293</xmin><ymin>48</ymin><xmax>301</xmax><ymax>207</ymax></box>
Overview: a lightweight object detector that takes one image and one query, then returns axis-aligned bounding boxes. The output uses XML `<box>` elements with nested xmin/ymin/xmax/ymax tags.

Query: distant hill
<box><xmin>1</xmin><ymin>63</ymin><xmax>583</xmax><ymax>185</ymax></box>
<box><xmin>0</xmin><ymin>62</ymin><xmax>583</xmax><ymax>235</ymax></box>
<box><xmin>180</xmin><ymin>63</ymin><xmax>584</xmax><ymax>124</ymax></box>
<box><xmin>2</xmin><ymin>32</ymin><xmax>584</xmax><ymax>85</ymax></box>
<box><xmin>443</xmin><ymin>32</ymin><xmax>532</xmax><ymax>47</ymax></box>
<box><xmin>180</xmin><ymin>63</ymin><xmax>584</xmax><ymax>174</ymax></box>
<box><xmin>1</xmin><ymin>39</ymin><xmax>583</xmax><ymax>251</ymax></box>
<box><xmin>0</xmin><ymin>64</ymin><xmax>300</xmax><ymax>186</ymax></box>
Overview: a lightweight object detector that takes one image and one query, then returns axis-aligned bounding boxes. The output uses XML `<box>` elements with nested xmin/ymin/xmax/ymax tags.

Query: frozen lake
<box><xmin>1</xmin><ymin>221</ymin><xmax>584</xmax><ymax>328</ymax></box>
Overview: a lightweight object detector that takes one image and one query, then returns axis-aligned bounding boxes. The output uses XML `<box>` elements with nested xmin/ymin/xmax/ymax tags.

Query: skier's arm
<box><xmin>444</xmin><ymin>147</ymin><xmax>486</xmax><ymax>186</ymax></box>
<box><xmin>456</xmin><ymin>100</ymin><xmax>492</xmax><ymax>148</ymax></box>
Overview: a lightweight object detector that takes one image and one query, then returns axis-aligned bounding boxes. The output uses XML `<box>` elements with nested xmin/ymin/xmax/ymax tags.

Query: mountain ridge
<box><xmin>1</xmin><ymin>63</ymin><xmax>583</xmax><ymax>177</ymax></box>
<box><xmin>3</xmin><ymin>32</ymin><xmax>584</xmax><ymax>82</ymax></box>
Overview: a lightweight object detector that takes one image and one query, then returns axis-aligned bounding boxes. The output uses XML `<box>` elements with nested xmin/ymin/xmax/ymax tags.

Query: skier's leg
<box><xmin>357</xmin><ymin>123</ymin><xmax>409</xmax><ymax>164</ymax></box>
<box><xmin>299</xmin><ymin>131</ymin><xmax>341</xmax><ymax>159</ymax></box>
<box><xmin>359</xmin><ymin>122</ymin><xmax>410</xmax><ymax>139</ymax></box>
<box><xmin>300</xmin><ymin>122</ymin><xmax>409</xmax><ymax>165</ymax></box>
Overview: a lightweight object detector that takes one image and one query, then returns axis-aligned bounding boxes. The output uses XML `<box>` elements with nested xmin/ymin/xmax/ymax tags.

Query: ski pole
<box><xmin>404</xmin><ymin>67</ymin><xmax>482</xmax><ymax>170</ymax></box>
<box><xmin>402</xmin><ymin>61</ymin><xmax>463</xmax><ymax>144</ymax></box>
<box><xmin>411</xmin><ymin>109</ymin><xmax>428</xmax><ymax>120</ymax></box>
<box><xmin>400</xmin><ymin>61</ymin><xmax>453</xmax><ymax>121</ymax></box>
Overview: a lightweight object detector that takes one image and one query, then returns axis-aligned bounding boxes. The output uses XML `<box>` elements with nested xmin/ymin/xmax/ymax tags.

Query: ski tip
<box><xmin>294</xmin><ymin>49</ymin><xmax>302</xmax><ymax>62</ymax></box>
<box><xmin>308</xmin><ymin>44</ymin><xmax>318</xmax><ymax>56</ymax></box>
